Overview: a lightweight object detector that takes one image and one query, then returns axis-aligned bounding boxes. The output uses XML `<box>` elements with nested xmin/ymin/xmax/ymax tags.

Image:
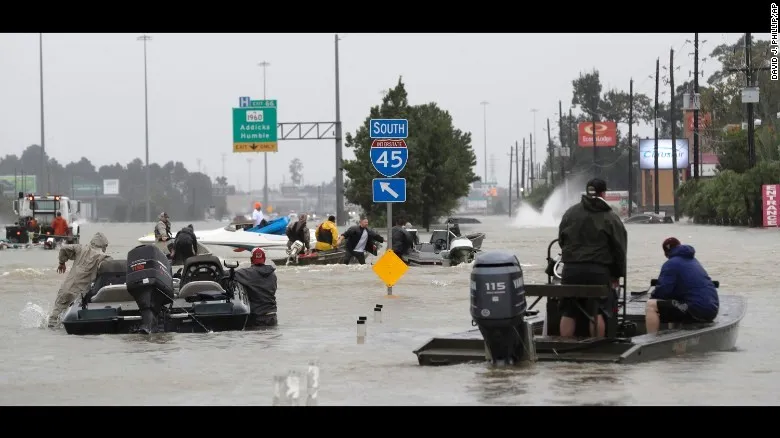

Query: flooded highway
<box><xmin>1</xmin><ymin>215</ymin><xmax>778</xmax><ymax>405</ymax></box>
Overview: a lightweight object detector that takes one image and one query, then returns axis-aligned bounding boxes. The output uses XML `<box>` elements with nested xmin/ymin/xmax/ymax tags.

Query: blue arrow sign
<box><xmin>372</xmin><ymin>178</ymin><xmax>406</xmax><ymax>203</ymax></box>
<box><xmin>239</xmin><ymin>96</ymin><xmax>250</xmax><ymax>108</ymax></box>
<box><xmin>370</xmin><ymin>139</ymin><xmax>408</xmax><ymax>177</ymax></box>
<box><xmin>370</xmin><ymin>119</ymin><xmax>408</xmax><ymax>139</ymax></box>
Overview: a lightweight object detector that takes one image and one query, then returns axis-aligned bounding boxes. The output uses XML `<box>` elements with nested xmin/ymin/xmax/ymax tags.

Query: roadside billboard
<box><xmin>577</xmin><ymin>121</ymin><xmax>617</xmax><ymax>147</ymax></box>
<box><xmin>0</xmin><ymin>175</ymin><xmax>37</xmax><ymax>196</ymax></box>
<box><xmin>763</xmin><ymin>184</ymin><xmax>779</xmax><ymax>227</ymax></box>
<box><xmin>103</xmin><ymin>179</ymin><xmax>120</xmax><ymax>195</ymax></box>
<box><xmin>685</xmin><ymin>112</ymin><xmax>712</xmax><ymax>131</ymax></box>
<box><xmin>638</xmin><ymin>139</ymin><xmax>689</xmax><ymax>170</ymax></box>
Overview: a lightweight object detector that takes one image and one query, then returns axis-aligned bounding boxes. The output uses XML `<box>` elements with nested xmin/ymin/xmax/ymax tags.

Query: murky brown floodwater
<box><xmin>1</xmin><ymin>215</ymin><xmax>778</xmax><ymax>405</ymax></box>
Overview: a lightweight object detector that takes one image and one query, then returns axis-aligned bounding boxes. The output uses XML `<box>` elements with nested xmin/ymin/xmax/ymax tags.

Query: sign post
<box><xmin>369</xmin><ymin>119</ymin><xmax>409</xmax><ymax>295</ymax></box>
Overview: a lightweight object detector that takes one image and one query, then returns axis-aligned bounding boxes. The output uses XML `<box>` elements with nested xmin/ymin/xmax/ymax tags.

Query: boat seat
<box><xmin>90</xmin><ymin>284</ymin><xmax>134</xmax><ymax>303</ymax></box>
<box><xmin>178</xmin><ymin>281</ymin><xmax>226</xmax><ymax>299</ymax></box>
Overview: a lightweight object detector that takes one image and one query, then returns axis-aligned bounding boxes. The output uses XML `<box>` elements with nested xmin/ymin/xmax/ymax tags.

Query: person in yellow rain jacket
<box><xmin>314</xmin><ymin>215</ymin><xmax>339</xmax><ymax>252</ymax></box>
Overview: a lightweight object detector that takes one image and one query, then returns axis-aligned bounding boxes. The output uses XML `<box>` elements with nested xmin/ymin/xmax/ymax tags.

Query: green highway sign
<box><xmin>233</xmin><ymin>99</ymin><xmax>278</xmax><ymax>153</ymax></box>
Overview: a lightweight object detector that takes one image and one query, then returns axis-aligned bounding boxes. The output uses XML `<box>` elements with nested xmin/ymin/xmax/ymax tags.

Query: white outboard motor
<box><xmin>286</xmin><ymin>240</ymin><xmax>304</xmax><ymax>265</ymax></box>
<box><xmin>44</xmin><ymin>237</ymin><xmax>56</xmax><ymax>250</ymax></box>
<box><xmin>470</xmin><ymin>251</ymin><xmax>535</xmax><ymax>365</ymax></box>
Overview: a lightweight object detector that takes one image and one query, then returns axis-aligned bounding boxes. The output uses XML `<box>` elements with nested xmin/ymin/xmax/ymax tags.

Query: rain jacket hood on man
<box><xmin>233</xmin><ymin>263</ymin><xmax>278</xmax><ymax>318</ymax></box>
<box><xmin>651</xmin><ymin>244</ymin><xmax>719</xmax><ymax>319</ymax></box>
<box><xmin>48</xmin><ymin>232</ymin><xmax>112</xmax><ymax>327</ymax></box>
<box><xmin>558</xmin><ymin>195</ymin><xmax>628</xmax><ymax>279</ymax></box>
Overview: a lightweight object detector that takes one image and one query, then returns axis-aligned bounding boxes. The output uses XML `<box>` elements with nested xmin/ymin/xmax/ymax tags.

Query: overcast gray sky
<box><xmin>0</xmin><ymin>33</ymin><xmax>748</xmax><ymax>191</ymax></box>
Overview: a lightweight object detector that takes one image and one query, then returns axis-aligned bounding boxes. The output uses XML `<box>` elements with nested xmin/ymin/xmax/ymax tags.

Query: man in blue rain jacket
<box><xmin>645</xmin><ymin>237</ymin><xmax>719</xmax><ymax>334</ymax></box>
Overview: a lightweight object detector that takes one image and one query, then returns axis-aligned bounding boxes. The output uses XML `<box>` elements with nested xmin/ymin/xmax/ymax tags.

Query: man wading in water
<box><xmin>336</xmin><ymin>216</ymin><xmax>384</xmax><ymax>265</ymax></box>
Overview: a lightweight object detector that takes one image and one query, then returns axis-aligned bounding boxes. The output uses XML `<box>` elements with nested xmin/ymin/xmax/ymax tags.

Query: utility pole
<box><xmin>628</xmin><ymin>78</ymin><xmax>634</xmax><ymax>217</ymax></box>
<box><xmin>670</xmin><ymin>48</ymin><xmax>680</xmax><ymax>222</ymax></box>
<box><xmin>529</xmin><ymin>133</ymin><xmax>534</xmax><ymax>191</ymax></box>
<box><xmin>530</xmin><ymin>109</ymin><xmax>538</xmax><ymax>186</ymax></box>
<box><xmin>508</xmin><ymin>146</ymin><xmax>513</xmax><ymax>217</ymax></box>
<box><xmin>591</xmin><ymin>98</ymin><xmax>599</xmax><ymax>177</ymax></box>
<box><xmin>481</xmin><ymin>101</ymin><xmax>489</xmax><ymax>184</ymax></box>
<box><xmin>546</xmin><ymin>118</ymin><xmax>554</xmax><ymax>186</ymax></box>
<box><xmin>558</xmin><ymin>100</ymin><xmax>565</xmax><ymax>184</ymax></box>
<box><xmin>568</xmin><ymin>108</ymin><xmax>575</xmax><ymax>168</ymax></box>
<box><xmin>654</xmin><ymin>58</ymin><xmax>660</xmax><ymax>214</ymax></box>
<box><xmin>521</xmin><ymin>138</ymin><xmax>526</xmax><ymax>195</ymax></box>
<box><xmin>39</xmin><ymin>33</ymin><xmax>48</xmax><ymax>194</ymax></box>
<box><xmin>693</xmin><ymin>33</ymin><xmax>700</xmax><ymax>180</ymax></box>
<box><xmin>334</xmin><ymin>34</ymin><xmax>346</xmax><ymax>226</ymax></box>
<box><xmin>258</xmin><ymin>61</ymin><xmax>271</xmax><ymax>210</ymax></box>
<box><xmin>746</xmin><ymin>33</ymin><xmax>755</xmax><ymax>168</ymax></box>
<box><xmin>138</xmin><ymin>34</ymin><xmax>152</xmax><ymax>223</ymax></box>
<box><xmin>515</xmin><ymin>140</ymin><xmax>520</xmax><ymax>200</ymax></box>
<box><xmin>247</xmin><ymin>158</ymin><xmax>253</xmax><ymax>195</ymax></box>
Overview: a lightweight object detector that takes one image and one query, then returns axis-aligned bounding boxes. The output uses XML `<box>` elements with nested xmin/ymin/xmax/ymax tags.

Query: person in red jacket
<box><xmin>51</xmin><ymin>212</ymin><xmax>69</xmax><ymax>237</ymax></box>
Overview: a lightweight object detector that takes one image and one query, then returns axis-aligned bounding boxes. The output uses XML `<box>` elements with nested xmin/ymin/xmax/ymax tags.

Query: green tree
<box><xmin>342</xmin><ymin>77</ymin><xmax>478</xmax><ymax>229</ymax></box>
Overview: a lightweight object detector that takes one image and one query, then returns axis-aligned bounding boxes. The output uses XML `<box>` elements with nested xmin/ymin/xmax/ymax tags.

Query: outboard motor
<box><xmin>126</xmin><ymin>244</ymin><xmax>174</xmax><ymax>334</ymax></box>
<box><xmin>44</xmin><ymin>237</ymin><xmax>56</xmax><ymax>250</ymax></box>
<box><xmin>286</xmin><ymin>240</ymin><xmax>304</xmax><ymax>265</ymax></box>
<box><xmin>470</xmin><ymin>251</ymin><xmax>535</xmax><ymax>365</ymax></box>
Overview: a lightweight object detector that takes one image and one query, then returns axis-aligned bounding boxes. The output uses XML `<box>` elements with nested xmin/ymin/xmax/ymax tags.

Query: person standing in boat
<box><xmin>252</xmin><ymin>202</ymin><xmax>268</xmax><ymax>228</ymax></box>
<box><xmin>47</xmin><ymin>232</ymin><xmax>111</xmax><ymax>328</ymax></box>
<box><xmin>154</xmin><ymin>212</ymin><xmax>172</xmax><ymax>243</ymax></box>
<box><xmin>557</xmin><ymin>178</ymin><xmax>627</xmax><ymax>339</ymax></box>
<box><xmin>314</xmin><ymin>215</ymin><xmax>339</xmax><ymax>252</ymax></box>
<box><xmin>169</xmin><ymin>224</ymin><xmax>198</xmax><ymax>266</ymax></box>
<box><xmin>336</xmin><ymin>216</ymin><xmax>384</xmax><ymax>265</ymax></box>
<box><xmin>233</xmin><ymin>247</ymin><xmax>278</xmax><ymax>327</ymax></box>
<box><xmin>285</xmin><ymin>213</ymin><xmax>311</xmax><ymax>254</ymax></box>
<box><xmin>645</xmin><ymin>237</ymin><xmax>719</xmax><ymax>334</ymax></box>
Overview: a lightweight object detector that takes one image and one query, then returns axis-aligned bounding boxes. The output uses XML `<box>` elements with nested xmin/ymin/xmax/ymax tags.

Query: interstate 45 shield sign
<box><xmin>370</xmin><ymin>139</ymin><xmax>408</xmax><ymax>178</ymax></box>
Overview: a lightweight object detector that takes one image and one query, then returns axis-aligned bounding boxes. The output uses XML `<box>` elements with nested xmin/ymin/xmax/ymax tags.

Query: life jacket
<box><xmin>316</xmin><ymin>223</ymin><xmax>333</xmax><ymax>245</ymax></box>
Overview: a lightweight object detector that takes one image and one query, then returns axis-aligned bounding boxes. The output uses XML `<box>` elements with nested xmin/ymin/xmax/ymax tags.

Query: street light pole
<box><xmin>334</xmin><ymin>34</ymin><xmax>346</xmax><ymax>226</ymax></box>
<box><xmin>39</xmin><ymin>33</ymin><xmax>47</xmax><ymax>193</ymax></box>
<box><xmin>530</xmin><ymin>109</ymin><xmax>538</xmax><ymax>188</ymax></box>
<box><xmin>258</xmin><ymin>61</ymin><xmax>271</xmax><ymax>210</ymax></box>
<box><xmin>138</xmin><ymin>34</ymin><xmax>152</xmax><ymax>223</ymax></box>
<box><xmin>480</xmin><ymin>101</ymin><xmax>489</xmax><ymax>184</ymax></box>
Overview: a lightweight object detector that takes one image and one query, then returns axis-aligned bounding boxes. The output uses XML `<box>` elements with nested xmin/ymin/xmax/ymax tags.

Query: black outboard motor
<box><xmin>126</xmin><ymin>244</ymin><xmax>174</xmax><ymax>334</ymax></box>
<box><xmin>470</xmin><ymin>251</ymin><xmax>535</xmax><ymax>365</ymax></box>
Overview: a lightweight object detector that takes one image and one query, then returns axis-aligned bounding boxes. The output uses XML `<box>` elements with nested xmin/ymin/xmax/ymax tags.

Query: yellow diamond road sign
<box><xmin>372</xmin><ymin>250</ymin><xmax>408</xmax><ymax>287</ymax></box>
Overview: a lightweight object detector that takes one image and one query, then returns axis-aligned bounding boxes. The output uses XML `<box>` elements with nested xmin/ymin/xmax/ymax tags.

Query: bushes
<box><xmin>678</xmin><ymin>160</ymin><xmax>780</xmax><ymax>226</ymax></box>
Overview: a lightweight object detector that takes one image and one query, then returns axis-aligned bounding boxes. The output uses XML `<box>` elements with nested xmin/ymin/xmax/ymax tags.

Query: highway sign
<box><xmin>233</xmin><ymin>99</ymin><xmax>278</xmax><ymax>153</ymax></box>
<box><xmin>372</xmin><ymin>178</ymin><xmax>406</xmax><ymax>203</ymax></box>
<box><xmin>370</xmin><ymin>119</ymin><xmax>408</xmax><ymax>139</ymax></box>
<box><xmin>239</xmin><ymin>96</ymin><xmax>250</xmax><ymax>107</ymax></box>
<box><xmin>372</xmin><ymin>250</ymin><xmax>409</xmax><ymax>287</ymax></box>
<box><xmin>370</xmin><ymin>139</ymin><xmax>408</xmax><ymax>177</ymax></box>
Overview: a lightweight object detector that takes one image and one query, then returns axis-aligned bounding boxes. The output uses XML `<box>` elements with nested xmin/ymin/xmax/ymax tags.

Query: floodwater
<box><xmin>1</xmin><ymin>213</ymin><xmax>779</xmax><ymax>405</ymax></box>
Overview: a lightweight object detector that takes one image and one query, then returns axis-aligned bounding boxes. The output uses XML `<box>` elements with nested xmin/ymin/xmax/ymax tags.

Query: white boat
<box><xmin>137</xmin><ymin>223</ymin><xmax>317</xmax><ymax>253</ymax></box>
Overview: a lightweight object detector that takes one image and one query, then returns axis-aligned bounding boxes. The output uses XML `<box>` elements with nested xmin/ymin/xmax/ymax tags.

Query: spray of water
<box><xmin>512</xmin><ymin>174</ymin><xmax>589</xmax><ymax>228</ymax></box>
<box><xmin>19</xmin><ymin>302</ymin><xmax>49</xmax><ymax>328</ymax></box>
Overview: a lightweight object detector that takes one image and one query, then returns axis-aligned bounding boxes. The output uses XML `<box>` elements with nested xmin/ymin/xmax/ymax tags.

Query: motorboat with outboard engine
<box><xmin>412</xmin><ymin>238</ymin><xmax>744</xmax><ymax>365</ymax></box>
<box><xmin>624</xmin><ymin>212</ymin><xmax>674</xmax><ymax>224</ymax></box>
<box><xmin>404</xmin><ymin>225</ymin><xmax>483</xmax><ymax>267</ymax></box>
<box><xmin>138</xmin><ymin>222</ymin><xmax>316</xmax><ymax>253</ymax></box>
<box><xmin>271</xmin><ymin>239</ymin><xmax>383</xmax><ymax>266</ymax></box>
<box><xmin>61</xmin><ymin>245</ymin><xmax>250</xmax><ymax>335</ymax></box>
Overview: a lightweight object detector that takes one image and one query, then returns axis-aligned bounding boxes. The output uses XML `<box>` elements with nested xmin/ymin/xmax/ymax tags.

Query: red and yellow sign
<box><xmin>577</xmin><ymin>121</ymin><xmax>617</xmax><ymax>147</ymax></box>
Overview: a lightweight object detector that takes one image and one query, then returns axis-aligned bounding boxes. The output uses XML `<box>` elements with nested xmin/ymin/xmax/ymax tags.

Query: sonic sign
<box><xmin>578</xmin><ymin>121</ymin><xmax>617</xmax><ymax>147</ymax></box>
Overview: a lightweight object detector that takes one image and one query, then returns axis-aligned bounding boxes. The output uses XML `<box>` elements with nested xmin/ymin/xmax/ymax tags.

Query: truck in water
<box><xmin>4</xmin><ymin>192</ymin><xmax>82</xmax><ymax>245</ymax></box>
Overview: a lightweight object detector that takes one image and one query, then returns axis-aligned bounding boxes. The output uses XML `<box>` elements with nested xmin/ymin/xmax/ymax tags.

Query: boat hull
<box><xmin>413</xmin><ymin>294</ymin><xmax>745</xmax><ymax>365</ymax></box>
<box><xmin>272</xmin><ymin>248</ymin><xmax>348</xmax><ymax>266</ymax></box>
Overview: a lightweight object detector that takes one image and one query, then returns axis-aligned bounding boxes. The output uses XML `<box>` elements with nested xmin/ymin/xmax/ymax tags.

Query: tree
<box><xmin>0</xmin><ymin>145</ymin><xmax>221</xmax><ymax>222</ymax></box>
<box><xmin>342</xmin><ymin>77</ymin><xmax>479</xmax><ymax>229</ymax></box>
<box><xmin>289</xmin><ymin>158</ymin><xmax>303</xmax><ymax>186</ymax></box>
